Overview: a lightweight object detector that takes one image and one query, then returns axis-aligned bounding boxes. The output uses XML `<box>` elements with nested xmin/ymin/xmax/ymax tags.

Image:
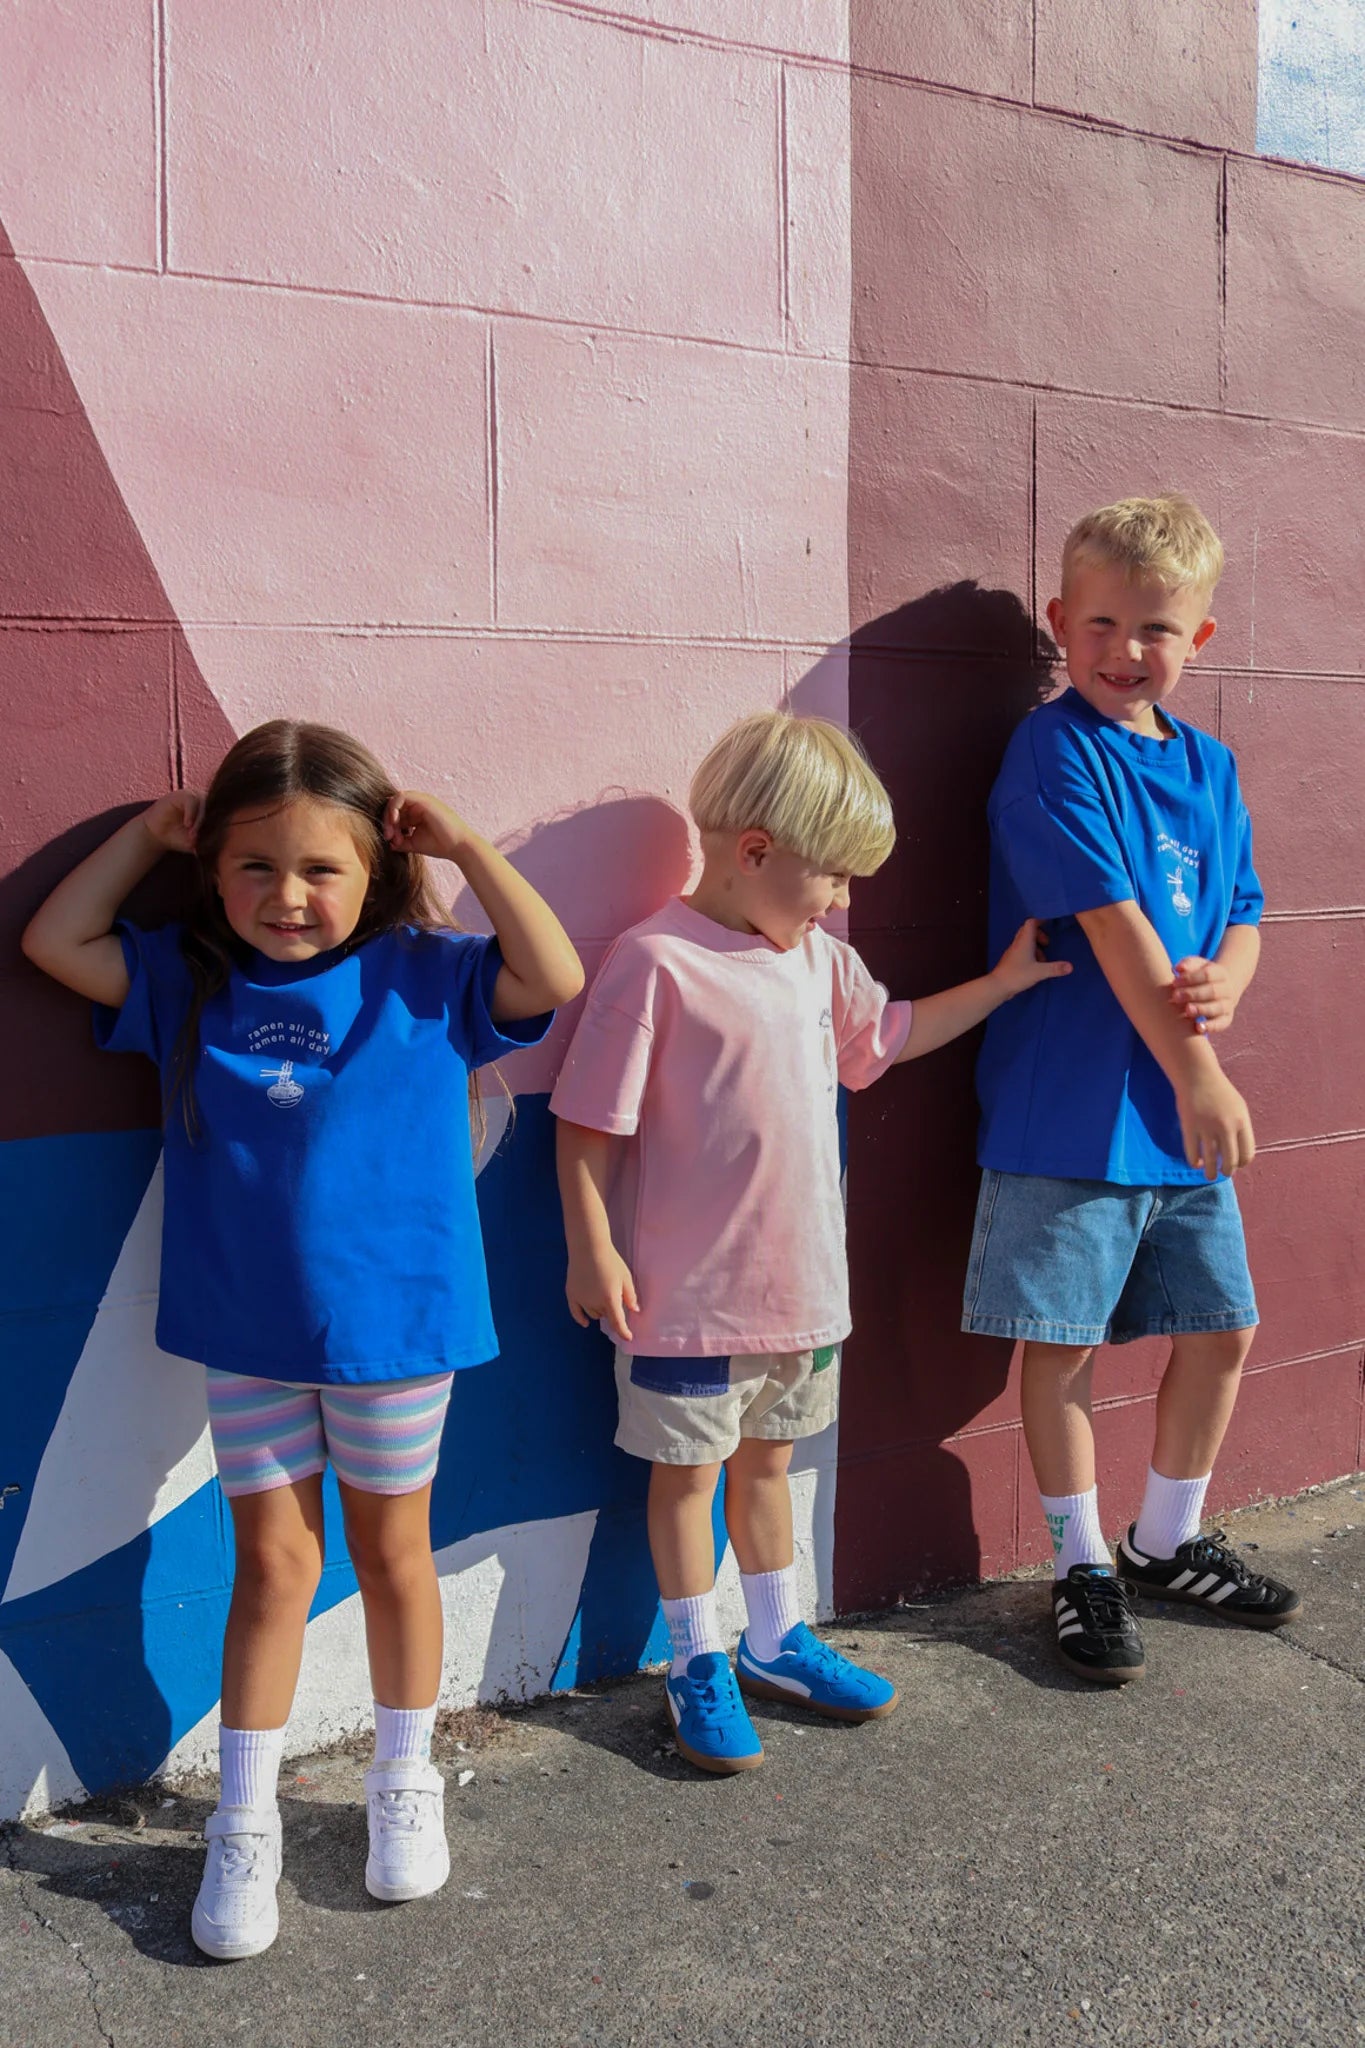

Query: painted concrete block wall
<box><xmin>0</xmin><ymin>0</ymin><xmax>852</xmax><ymax>1819</ymax></box>
<box><xmin>838</xmin><ymin>0</ymin><xmax>1365</xmax><ymax>1605</ymax></box>
<box><xmin>1</xmin><ymin>2</ymin><xmax>1361</xmax><ymax>1815</ymax></box>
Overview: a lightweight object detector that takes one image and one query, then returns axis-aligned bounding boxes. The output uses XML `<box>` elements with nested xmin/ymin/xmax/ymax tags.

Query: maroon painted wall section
<box><xmin>837</xmin><ymin>3</ymin><xmax>1365</xmax><ymax>1606</ymax></box>
<box><xmin>0</xmin><ymin>232</ymin><xmax>235</xmax><ymax>1142</ymax></box>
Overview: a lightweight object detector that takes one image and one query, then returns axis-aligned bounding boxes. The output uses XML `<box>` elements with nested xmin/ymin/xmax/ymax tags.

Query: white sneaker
<box><xmin>363</xmin><ymin>1760</ymin><xmax>450</xmax><ymax>1902</ymax></box>
<box><xmin>191</xmin><ymin>1804</ymin><xmax>283</xmax><ymax>1960</ymax></box>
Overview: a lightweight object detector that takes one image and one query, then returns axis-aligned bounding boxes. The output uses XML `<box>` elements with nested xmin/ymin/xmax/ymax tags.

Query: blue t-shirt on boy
<box><xmin>977</xmin><ymin>687</ymin><xmax>1263</xmax><ymax>1186</ymax></box>
<box><xmin>96</xmin><ymin>923</ymin><xmax>551</xmax><ymax>1382</ymax></box>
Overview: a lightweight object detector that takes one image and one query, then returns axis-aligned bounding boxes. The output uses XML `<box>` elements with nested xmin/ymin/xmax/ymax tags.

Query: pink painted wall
<box><xmin>0</xmin><ymin>0</ymin><xmax>856</xmax><ymax>1119</ymax></box>
<box><xmin>2</xmin><ymin>4</ymin><xmax>1362</xmax><ymax>1746</ymax></box>
<box><xmin>838</xmin><ymin>0</ymin><xmax>1365</xmax><ymax>1605</ymax></box>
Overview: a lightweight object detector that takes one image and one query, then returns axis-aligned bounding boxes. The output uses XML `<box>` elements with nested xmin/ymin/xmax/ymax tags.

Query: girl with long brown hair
<box><xmin>23</xmin><ymin>719</ymin><xmax>583</xmax><ymax>1958</ymax></box>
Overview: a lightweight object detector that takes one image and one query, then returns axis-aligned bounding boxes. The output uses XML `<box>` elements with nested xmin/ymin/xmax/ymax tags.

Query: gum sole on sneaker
<box><xmin>671</xmin><ymin>1730</ymin><xmax>764</xmax><ymax>1774</ymax></box>
<box><xmin>736</xmin><ymin>1673</ymin><xmax>900</xmax><ymax>1721</ymax></box>
<box><xmin>1130</xmin><ymin>1584</ymin><xmax>1302</xmax><ymax>1629</ymax></box>
<box><xmin>1054</xmin><ymin>1645</ymin><xmax>1146</xmax><ymax>1685</ymax></box>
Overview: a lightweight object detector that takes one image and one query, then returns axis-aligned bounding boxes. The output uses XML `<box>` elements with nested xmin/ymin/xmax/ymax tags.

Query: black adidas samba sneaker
<box><xmin>1052</xmin><ymin>1564</ymin><xmax>1146</xmax><ymax>1684</ymax></box>
<box><xmin>1118</xmin><ymin>1526</ymin><xmax>1302</xmax><ymax>1627</ymax></box>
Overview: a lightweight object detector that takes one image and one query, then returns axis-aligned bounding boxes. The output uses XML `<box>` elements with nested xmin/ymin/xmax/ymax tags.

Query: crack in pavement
<box><xmin>1275</xmin><ymin>1628</ymin><xmax>1365</xmax><ymax>1688</ymax></box>
<box><xmin>2</xmin><ymin>1827</ymin><xmax>116</xmax><ymax>2048</ymax></box>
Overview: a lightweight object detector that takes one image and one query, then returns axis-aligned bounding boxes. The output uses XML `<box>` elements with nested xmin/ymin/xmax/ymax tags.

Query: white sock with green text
<box><xmin>1040</xmin><ymin>1488</ymin><xmax>1111</xmax><ymax>1578</ymax></box>
<box><xmin>662</xmin><ymin>1591</ymin><xmax>723</xmax><ymax>1678</ymax></box>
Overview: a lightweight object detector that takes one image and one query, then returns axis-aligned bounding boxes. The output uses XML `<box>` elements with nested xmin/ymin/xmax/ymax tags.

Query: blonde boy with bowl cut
<box><xmin>964</xmin><ymin>494</ymin><xmax>1302</xmax><ymax>1685</ymax></box>
<box><xmin>552</xmin><ymin>711</ymin><xmax>1066</xmax><ymax>1773</ymax></box>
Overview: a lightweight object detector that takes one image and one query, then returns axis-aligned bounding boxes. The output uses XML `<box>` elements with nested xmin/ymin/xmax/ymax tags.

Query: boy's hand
<box><xmin>142</xmin><ymin>791</ymin><xmax>202</xmax><ymax>854</ymax></box>
<box><xmin>989</xmin><ymin>919</ymin><xmax>1073</xmax><ymax>999</ymax></box>
<box><xmin>1171</xmin><ymin>956</ymin><xmax>1237</xmax><ymax>1035</ymax></box>
<box><xmin>1176</xmin><ymin>1069</ymin><xmax>1255</xmax><ymax>1179</ymax></box>
<box><xmin>383</xmin><ymin>791</ymin><xmax>475</xmax><ymax>863</ymax></box>
<box><xmin>566</xmin><ymin>1242</ymin><xmax>640</xmax><ymax>1346</ymax></box>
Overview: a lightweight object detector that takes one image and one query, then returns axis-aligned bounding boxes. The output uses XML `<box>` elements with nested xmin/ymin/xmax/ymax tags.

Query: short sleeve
<box><xmin>93</xmin><ymin>921</ymin><xmax>193</xmax><ymax>1068</ymax></box>
<box><xmin>830</xmin><ymin>942</ymin><xmax>912</xmax><ymax>1090</ymax></box>
<box><xmin>444</xmin><ymin>932</ymin><xmax>554</xmax><ymax>1070</ymax></box>
<box><xmin>1228</xmin><ymin>796</ymin><xmax>1264</xmax><ymax>927</ymax></box>
<box><xmin>549</xmin><ymin>936</ymin><xmax>657</xmax><ymax>1135</ymax></box>
<box><xmin>993</xmin><ymin>725</ymin><xmax>1134</xmax><ymax>918</ymax></box>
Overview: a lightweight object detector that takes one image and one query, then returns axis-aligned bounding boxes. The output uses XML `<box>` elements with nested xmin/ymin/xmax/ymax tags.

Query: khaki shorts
<box><xmin>614</xmin><ymin>1346</ymin><xmax>840</xmax><ymax>1466</ymax></box>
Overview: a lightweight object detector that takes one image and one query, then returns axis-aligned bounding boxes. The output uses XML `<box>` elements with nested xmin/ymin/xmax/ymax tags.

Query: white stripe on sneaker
<box><xmin>1207</xmin><ymin>1580</ymin><xmax>1238</xmax><ymax>1604</ymax></box>
<box><xmin>1168</xmin><ymin>1569</ymin><xmax>1198</xmax><ymax>1590</ymax></box>
<box><xmin>1189</xmin><ymin>1571</ymin><xmax>1222</xmax><ymax>1598</ymax></box>
<box><xmin>1057</xmin><ymin>1623</ymin><xmax>1084</xmax><ymax>1639</ymax></box>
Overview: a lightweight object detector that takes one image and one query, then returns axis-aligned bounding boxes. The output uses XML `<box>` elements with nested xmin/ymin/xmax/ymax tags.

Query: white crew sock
<box><xmin>740</xmin><ymin>1565</ymin><xmax>802</xmax><ymax>1662</ymax></box>
<box><xmin>1132</xmin><ymin>1466</ymin><xmax>1211</xmax><ymax>1559</ymax></box>
<box><xmin>661</xmin><ymin>1590</ymin><xmax>724</xmax><ymax>1678</ymax></box>
<box><xmin>218</xmin><ymin>1724</ymin><xmax>287</xmax><ymax>1812</ymax></box>
<box><xmin>373</xmin><ymin>1701</ymin><xmax>437</xmax><ymax>1765</ymax></box>
<box><xmin>1039</xmin><ymin>1487</ymin><xmax>1112</xmax><ymax>1578</ymax></box>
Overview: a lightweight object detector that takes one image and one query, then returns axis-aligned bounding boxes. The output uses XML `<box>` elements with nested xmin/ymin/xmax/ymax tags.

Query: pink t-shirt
<box><xmin>549</xmin><ymin>897</ymin><xmax>912</xmax><ymax>1356</ymax></box>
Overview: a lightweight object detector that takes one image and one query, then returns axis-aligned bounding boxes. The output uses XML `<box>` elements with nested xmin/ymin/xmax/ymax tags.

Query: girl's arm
<box><xmin>20</xmin><ymin>795</ymin><xmax>201</xmax><ymax>1005</ymax></box>
<box><xmin>555</xmin><ymin>1119</ymin><xmax>638</xmax><ymax>1344</ymax></box>
<box><xmin>384</xmin><ymin>793</ymin><xmax>584</xmax><ymax>1019</ymax></box>
<box><xmin>894</xmin><ymin>919</ymin><xmax>1071</xmax><ymax>1062</ymax></box>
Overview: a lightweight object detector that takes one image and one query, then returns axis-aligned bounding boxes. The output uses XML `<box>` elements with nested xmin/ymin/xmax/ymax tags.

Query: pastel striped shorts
<box><xmin>205</xmin><ymin>1369</ymin><xmax>454</xmax><ymax>1499</ymax></box>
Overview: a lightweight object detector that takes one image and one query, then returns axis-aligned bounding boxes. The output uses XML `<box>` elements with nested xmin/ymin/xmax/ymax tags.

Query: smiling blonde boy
<box><xmin>963</xmin><ymin>494</ymin><xmax>1301</xmax><ymax>1684</ymax></box>
<box><xmin>552</xmin><ymin>711</ymin><xmax>1065</xmax><ymax>1772</ymax></box>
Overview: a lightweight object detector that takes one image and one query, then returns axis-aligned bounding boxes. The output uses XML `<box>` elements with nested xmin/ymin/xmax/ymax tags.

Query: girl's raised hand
<box><xmin>990</xmin><ymin>919</ymin><xmax>1073</xmax><ymax>998</ymax></box>
<box><xmin>142</xmin><ymin>791</ymin><xmax>203</xmax><ymax>853</ymax></box>
<box><xmin>383</xmin><ymin>790</ymin><xmax>473</xmax><ymax>863</ymax></box>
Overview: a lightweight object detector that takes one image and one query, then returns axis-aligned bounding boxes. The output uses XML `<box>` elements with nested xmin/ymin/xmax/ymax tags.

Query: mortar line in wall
<box><xmin>16</xmin><ymin>249</ymin><xmax>1365</xmax><ymax>449</ymax></box>
<box><xmin>486</xmin><ymin>323</ymin><xmax>500</xmax><ymax>625</ymax></box>
<box><xmin>777</xmin><ymin>62</ymin><xmax>790</xmax><ymax>346</ymax></box>
<box><xmin>525</xmin><ymin>0</ymin><xmax>1365</xmax><ymax>195</ymax></box>
<box><xmin>1217</xmin><ymin>154</ymin><xmax>1230</xmax><ymax>407</ymax></box>
<box><xmin>153</xmin><ymin>0</ymin><xmax>168</xmax><ymax>272</ymax></box>
<box><xmin>1258</xmin><ymin>1126</ymin><xmax>1365</xmax><ymax>1152</ymax></box>
<box><xmin>6</xmin><ymin>618</ymin><xmax>1365</xmax><ymax>687</ymax></box>
<box><xmin>1030</xmin><ymin>0</ymin><xmax>1037</xmax><ymax>105</ymax></box>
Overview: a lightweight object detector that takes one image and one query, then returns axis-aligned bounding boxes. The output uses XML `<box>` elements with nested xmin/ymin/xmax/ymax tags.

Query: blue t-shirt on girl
<box><xmin>95</xmin><ymin>923</ymin><xmax>551</xmax><ymax>1382</ymax></box>
<box><xmin>976</xmin><ymin>687</ymin><xmax>1263</xmax><ymax>1187</ymax></box>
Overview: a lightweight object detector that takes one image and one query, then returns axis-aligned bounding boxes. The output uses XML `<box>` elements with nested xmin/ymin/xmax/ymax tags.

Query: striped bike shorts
<box><xmin>205</xmin><ymin>1369</ymin><xmax>454</xmax><ymax>1498</ymax></box>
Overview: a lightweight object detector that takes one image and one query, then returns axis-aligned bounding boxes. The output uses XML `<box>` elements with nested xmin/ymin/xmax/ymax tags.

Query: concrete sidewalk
<box><xmin>5</xmin><ymin>1481</ymin><xmax>1363</xmax><ymax>2048</ymax></box>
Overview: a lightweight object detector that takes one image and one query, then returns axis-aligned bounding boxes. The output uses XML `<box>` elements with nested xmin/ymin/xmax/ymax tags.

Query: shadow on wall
<box><xmin>0</xmin><ymin>220</ymin><xmax>240</xmax><ymax>1812</ymax></box>
<box><xmin>834</xmin><ymin>584</ymin><xmax>1058</xmax><ymax>1606</ymax></box>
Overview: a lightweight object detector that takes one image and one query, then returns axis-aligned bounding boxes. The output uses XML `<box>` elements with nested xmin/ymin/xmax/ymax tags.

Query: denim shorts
<box><xmin>961</xmin><ymin>1170</ymin><xmax>1258</xmax><ymax>1348</ymax></box>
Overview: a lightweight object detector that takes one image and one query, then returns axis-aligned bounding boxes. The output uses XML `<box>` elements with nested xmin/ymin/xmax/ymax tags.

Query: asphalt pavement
<box><xmin>5</xmin><ymin>1479</ymin><xmax>1363</xmax><ymax>2048</ymax></box>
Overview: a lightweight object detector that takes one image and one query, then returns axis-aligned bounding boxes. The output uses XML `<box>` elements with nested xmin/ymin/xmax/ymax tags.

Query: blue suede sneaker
<box><xmin>665</xmin><ymin>1652</ymin><xmax>764</xmax><ymax>1774</ymax></box>
<box><xmin>736</xmin><ymin>1621</ymin><xmax>899</xmax><ymax>1721</ymax></box>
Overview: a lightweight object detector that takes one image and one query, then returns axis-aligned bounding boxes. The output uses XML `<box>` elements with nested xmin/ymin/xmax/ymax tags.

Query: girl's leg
<box><xmin>338</xmin><ymin>1480</ymin><xmax>443</xmax><ymax>1710</ymax></box>
<box><xmin>337</xmin><ymin>1478</ymin><xmax>451</xmax><ymax>1905</ymax></box>
<box><xmin>220</xmin><ymin>1476</ymin><xmax>327</xmax><ymax>1729</ymax></box>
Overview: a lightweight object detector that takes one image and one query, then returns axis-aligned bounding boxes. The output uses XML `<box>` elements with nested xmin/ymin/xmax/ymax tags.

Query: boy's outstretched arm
<box><xmin>1079</xmin><ymin>899</ymin><xmax>1253</xmax><ymax>1178</ymax></box>
<box><xmin>555</xmin><ymin>1119</ymin><xmax>639</xmax><ymax>1345</ymax></box>
<box><xmin>1171</xmin><ymin>922</ymin><xmax>1260</xmax><ymax>1035</ymax></box>
<box><xmin>20</xmin><ymin>794</ymin><xmax>201</xmax><ymax>1005</ymax></box>
<box><xmin>894</xmin><ymin>919</ymin><xmax>1070</xmax><ymax>1063</ymax></box>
